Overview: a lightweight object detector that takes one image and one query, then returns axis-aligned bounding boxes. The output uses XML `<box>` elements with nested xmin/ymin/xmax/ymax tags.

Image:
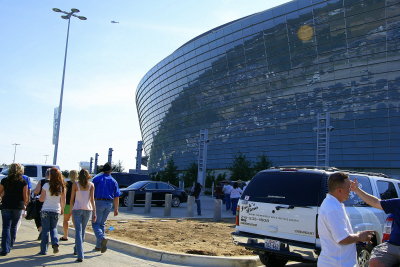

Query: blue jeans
<box><xmin>231</xmin><ymin>198</ymin><xmax>239</xmax><ymax>215</ymax></box>
<box><xmin>40</xmin><ymin>211</ymin><xmax>59</xmax><ymax>254</ymax></box>
<box><xmin>224</xmin><ymin>194</ymin><xmax>231</xmax><ymax>210</ymax></box>
<box><xmin>73</xmin><ymin>209</ymin><xmax>92</xmax><ymax>259</ymax></box>
<box><xmin>1</xmin><ymin>209</ymin><xmax>22</xmax><ymax>254</ymax></box>
<box><xmin>92</xmin><ymin>200</ymin><xmax>113</xmax><ymax>248</ymax></box>
<box><xmin>195</xmin><ymin>199</ymin><xmax>201</xmax><ymax>216</ymax></box>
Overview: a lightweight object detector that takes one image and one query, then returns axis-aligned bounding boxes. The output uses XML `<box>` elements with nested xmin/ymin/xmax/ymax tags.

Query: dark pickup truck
<box><xmin>111</xmin><ymin>172</ymin><xmax>149</xmax><ymax>188</ymax></box>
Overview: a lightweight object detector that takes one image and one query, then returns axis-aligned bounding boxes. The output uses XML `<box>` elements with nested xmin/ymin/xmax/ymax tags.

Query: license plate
<box><xmin>264</xmin><ymin>239</ymin><xmax>280</xmax><ymax>250</ymax></box>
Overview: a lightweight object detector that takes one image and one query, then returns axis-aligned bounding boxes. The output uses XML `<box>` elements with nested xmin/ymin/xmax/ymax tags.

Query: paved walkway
<box><xmin>0</xmin><ymin>218</ymin><xmax>187</xmax><ymax>267</ymax></box>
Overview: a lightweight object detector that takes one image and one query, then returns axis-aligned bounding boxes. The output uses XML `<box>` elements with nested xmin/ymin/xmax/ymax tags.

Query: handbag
<box><xmin>25</xmin><ymin>199</ymin><xmax>37</xmax><ymax>220</ymax></box>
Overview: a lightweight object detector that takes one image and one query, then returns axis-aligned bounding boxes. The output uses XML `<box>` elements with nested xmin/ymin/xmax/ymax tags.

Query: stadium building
<box><xmin>136</xmin><ymin>0</ymin><xmax>400</xmax><ymax>178</ymax></box>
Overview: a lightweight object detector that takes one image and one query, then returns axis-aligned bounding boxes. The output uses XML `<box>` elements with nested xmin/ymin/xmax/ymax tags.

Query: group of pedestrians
<box><xmin>0</xmin><ymin>162</ymin><xmax>121</xmax><ymax>263</ymax></box>
<box><xmin>222</xmin><ymin>181</ymin><xmax>243</xmax><ymax>215</ymax></box>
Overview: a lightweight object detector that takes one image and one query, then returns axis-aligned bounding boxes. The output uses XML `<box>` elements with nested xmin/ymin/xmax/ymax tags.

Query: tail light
<box><xmin>382</xmin><ymin>216</ymin><xmax>394</xmax><ymax>242</ymax></box>
<box><xmin>235</xmin><ymin>205</ymin><xmax>240</xmax><ymax>226</ymax></box>
<box><xmin>315</xmin><ymin>214</ymin><xmax>319</xmax><ymax>238</ymax></box>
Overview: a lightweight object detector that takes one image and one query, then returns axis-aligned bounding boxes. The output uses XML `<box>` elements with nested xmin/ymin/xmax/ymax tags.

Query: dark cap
<box><xmin>102</xmin><ymin>162</ymin><xmax>112</xmax><ymax>172</ymax></box>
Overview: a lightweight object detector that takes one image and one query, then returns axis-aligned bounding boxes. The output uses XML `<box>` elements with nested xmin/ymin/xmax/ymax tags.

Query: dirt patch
<box><xmin>104</xmin><ymin>218</ymin><xmax>253</xmax><ymax>256</ymax></box>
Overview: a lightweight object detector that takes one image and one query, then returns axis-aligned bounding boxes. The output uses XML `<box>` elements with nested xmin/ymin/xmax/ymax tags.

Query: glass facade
<box><xmin>136</xmin><ymin>0</ymin><xmax>400</xmax><ymax>176</ymax></box>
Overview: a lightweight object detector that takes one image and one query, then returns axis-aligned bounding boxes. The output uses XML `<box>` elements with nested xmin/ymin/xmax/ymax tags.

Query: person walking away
<box><xmin>38</xmin><ymin>168</ymin><xmax>65</xmax><ymax>255</ymax></box>
<box><xmin>70</xmin><ymin>169</ymin><xmax>96</xmax><ymax>262</ymax></box>
<box><xmin>230</xmin><ymin>182</ymin><xmax>243</xmax><ymax>215</ymax></box>
<box><xmin>192</xmin><ymin>182</ymin><xmax>202</xmax><ymax>216</ymax></box>
<box><xmin>60</xmin><ymin>170</ymin><xmax>78</xmax><ymax>241</ymax></box>
<box><xmin>33</xmin><ymin>168</ymin><xmax>50</xmax><ymax>240</ymax></box>
<box><xmin>222</xmin><ymin>182</ymin><xmax>233</xmax><ymax>211</ymax></box>
<box><xmin>0</xmin><ymin>163</ymin><xmax>28</xmax><ymax>256</ymax></box>
<box><xmin>318</xmin><ymin>172</ymin><xmax>374</xmax><ymax>267</ymax></box>
<box><xmin>16</xmin><ymin>166</ymin><xmax>31</xmax><ymax>231</ymax></box>
<box><xmin>350</xmin><ymin>178</ymin><xmax>400</xmax><ymax>267</ymax></box>
<box><xmin>92</xmin><ymin>163</ymin><xmax>121</xmax><ymax>253</ymax></box>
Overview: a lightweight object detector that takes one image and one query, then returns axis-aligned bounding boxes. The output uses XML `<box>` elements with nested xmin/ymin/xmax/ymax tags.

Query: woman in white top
<box><xmin>39</xmin><ymin>168</ymin><xmax>65</xmax><ymax>255</ymax></box>
<box><xmin>230</xmin><ymin>182</ymin><xmax>243</xmax><ymax>215</ymax></box>
<box><xmin>70</xmin><ymin>169</ymin><xmax>96</xmax><ymax>262</ymax></box>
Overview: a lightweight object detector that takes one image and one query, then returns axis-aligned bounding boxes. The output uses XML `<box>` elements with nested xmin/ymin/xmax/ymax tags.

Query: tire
<box><xmin>259</xmin><ymin>253</ymin><xmax>288</xmax><ymax>267</ymax></box>
<box><xmin>171</xmin><ymin>196</ymin><xmax>181</xmax><ymax>207</ymax></box>
<box><xmin>122</xmin><ymin>196</ymin><xmax>129</xmax><ymax>207</ymax></box>
<box><xmin>357</xmin><ymin>244</ymin><xmax>372</xmax><ymax>267</ymax></box>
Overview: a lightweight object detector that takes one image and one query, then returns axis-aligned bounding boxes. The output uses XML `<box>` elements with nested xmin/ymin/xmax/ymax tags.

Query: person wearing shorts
<box><xmin>351</xmin><ymin>179</ymin><xmax>400</xmax><ymax>267</ymax></box>
<box><xmin>60</xmin><ymin>170</ymin><xmax>78</xmax><ymax>241</ymax></box>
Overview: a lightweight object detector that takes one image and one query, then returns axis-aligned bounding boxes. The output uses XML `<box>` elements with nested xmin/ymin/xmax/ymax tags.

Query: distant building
<box><xmin>136</xmin><ymin>0</ymin><xmax>400</xmax><ymax>177</ymax></box>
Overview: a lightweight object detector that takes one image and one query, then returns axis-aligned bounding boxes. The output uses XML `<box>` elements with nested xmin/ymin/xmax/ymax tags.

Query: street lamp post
<box><xmin>12</xmin><ymin>143</ymin><xmax>20</xmax><ymax>163</ymax></box>
<box><xmin>52</xmin><ymin>8</ymin><xmax>87</xmax><ymax>165</ymax></box>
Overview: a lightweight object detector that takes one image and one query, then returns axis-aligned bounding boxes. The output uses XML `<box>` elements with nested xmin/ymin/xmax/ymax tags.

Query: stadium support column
<box><xmin>136</xmin><ymin>141</ymin><xmax>143</xmax><ymax>173</ymax></box>
<box><xmin>89</xmin><ymin>157</ymin><xmax>93</xmax><ymax>173</ymax></box>
<box><xmin>197</xmin><ymin>129</ymin><xmax>209</xmax><ymax>188</ymax></box>
<box><xmin>314</xmin><ymin>112</ymin><xmax>334</xmax><ymax>167</ymax></box>
<box><xmin>94</xmin><ymin>153</ymin><xmax>99</xmax><ymax>174</ymax></box>
<box><xmin>108</xmin><ymin>148</ymin><xmax>113</xmax><ymax>165</ymax></box>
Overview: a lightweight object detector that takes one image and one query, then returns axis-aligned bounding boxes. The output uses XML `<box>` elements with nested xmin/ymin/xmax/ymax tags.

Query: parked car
<box><xmin>120</xmin><ymin>181</ymin><xmax>188</xmax><ymax>207</ymax></box>
<box><xmin>111</xmin><ymin>172</ymin><xmax>148</xmax><ymax>189</ymax></box>
<box><xmin>231</xmin><ymin>166</ymin><xmax>400</xmax><ymax>267</ymax></box>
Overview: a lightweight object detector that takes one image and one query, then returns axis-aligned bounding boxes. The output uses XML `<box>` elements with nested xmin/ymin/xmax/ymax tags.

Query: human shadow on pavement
<box><xmin>0</xmin><ymin>239</ymin><xmax>101</xmax><ymax>266</ymax></box>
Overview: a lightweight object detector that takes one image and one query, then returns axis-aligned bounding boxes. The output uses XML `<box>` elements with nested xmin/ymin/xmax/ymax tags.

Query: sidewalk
<box><xmin>0</xmin><ymin>218</ymin><xmax>186</xmax><ymax>267</ymax></box>
<box><xmin>117</xmin><ymin>195</ymin><xmax>236</xmax><ymax>220</ymax></box>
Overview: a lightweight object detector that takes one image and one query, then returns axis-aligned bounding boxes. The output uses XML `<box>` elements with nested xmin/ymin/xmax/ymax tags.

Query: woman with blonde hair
<box><xmin>60</xmin><ymin>170</ymin><xmax>78</xmax><ymax>241</ymax></box>
<box><xmin>70</xmin><ymin>169</ymin><xmax>96</xmax><ymax>262</ymax></box>
<box><xmin>0</xmin><ymin>163</ymin><xmax>28</xmax><ymax>256</ymax></box>
<box><xmin>39</xmin><ymin>168</ymin><xmax>65</xmax><ymax>255</ymax></box>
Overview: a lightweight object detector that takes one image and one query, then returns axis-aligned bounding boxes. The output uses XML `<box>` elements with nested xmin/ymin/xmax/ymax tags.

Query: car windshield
<box><xmin>126</xmin><ymin>181</ymin><xmax>148</xmax><ymax>190</ymax></box>
<box><xmin>0</xmin><ymin>168</ymin><xmax>8</xmax><ymax>175</ymax></box>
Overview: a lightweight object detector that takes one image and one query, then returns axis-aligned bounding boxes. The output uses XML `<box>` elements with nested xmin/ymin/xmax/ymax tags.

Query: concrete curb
<box><xmin>57</xmin><ymin>225</ymin><xmax>261</xmax><ymax>267</ymax></box>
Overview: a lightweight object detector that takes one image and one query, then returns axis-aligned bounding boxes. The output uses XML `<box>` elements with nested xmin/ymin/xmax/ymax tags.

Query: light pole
<box><xmin>52</xmin><ymin>8</ymin><xmax>87</xmax><ymax>165</ymax></box>
<box><xmin>44</xmin><ymin>154</ymin><xmax>49</xmax><ymax>164</ymax></box>
<box><xmin>12</xmin><ymin>143</ymin><xmax>20</xmax><ymax>163</ymax></box>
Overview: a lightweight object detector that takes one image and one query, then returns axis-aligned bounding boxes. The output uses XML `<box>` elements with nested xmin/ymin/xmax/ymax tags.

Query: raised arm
<box><xmin>350</xmin><ymin>179</ymin><xmax>383</xmax><ymax>210</ymax></box>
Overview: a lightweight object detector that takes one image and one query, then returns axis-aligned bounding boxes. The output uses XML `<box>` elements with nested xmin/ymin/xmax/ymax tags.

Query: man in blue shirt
<box><xmin>351</xmin><ymin>179</ymin><xmax>400</xmax><ymax>267</ymax></box>
<box><xmin>92</xmin><ymin>163</ymin><xmax>121</xmax><ymax>253</ymax></box>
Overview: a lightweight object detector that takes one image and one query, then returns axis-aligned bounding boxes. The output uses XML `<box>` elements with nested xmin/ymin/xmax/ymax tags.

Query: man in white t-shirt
<box><xmin>318</xmin><ymin>172</ymin><xmax>374</xmax><ymax>267</ymax></box>
<box><xmin>222</xmin><ymin>182</ymin><xmax>233</xmax><ymax>211</ymax></box>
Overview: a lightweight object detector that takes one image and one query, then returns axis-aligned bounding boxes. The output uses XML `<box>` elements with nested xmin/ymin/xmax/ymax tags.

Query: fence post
<box><xmin>144</xmin><ymin>192</ymin><xmax>152</xmax><ymax>214</ymax></box>
<box><xmin>186</xmin><ymin>196</ymin><xmax>195</xmax><ymax>217</ymax></box>
<box><xmin>128</xmin><ymin>191</ymin><xmax>135</xmax><ymax>211</ymax></box>
<box><xmin>164</xmin><ymin>194</ymin><xmax>172</xmax><ymax>216</ymax></box>
<box><xmin>214</xmin><ymin>199</ymin><xmax>222</xmax><ymax>221</ymax></box>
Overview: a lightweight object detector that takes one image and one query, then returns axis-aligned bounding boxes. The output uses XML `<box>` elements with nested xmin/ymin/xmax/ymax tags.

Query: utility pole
<box><xmin>12</xmin><ymin>143</ymin><xmax>20</xmax><ymax>163</ymax></box>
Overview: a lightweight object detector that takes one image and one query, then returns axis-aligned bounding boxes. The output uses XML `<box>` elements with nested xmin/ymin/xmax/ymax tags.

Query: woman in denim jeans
<box><xmin>0</xmin><ymin>163</ymin><xmax>28</xmax><ymax>256</ymax></box>
<box><xmin>39</xmin><ymin>168</ymin><xmax>65</xmax><ymax>255</ymax></box>
<box><xmin>70</xmin><ymin>169</ymin><xmax>96</xmax><ymax>262</ymax></box>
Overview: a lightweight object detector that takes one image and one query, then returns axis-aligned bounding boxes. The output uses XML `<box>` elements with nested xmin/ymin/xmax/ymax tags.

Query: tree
<box><xmin>253</xmin><ymin>154</ymin><xmax>272</xmax><ymax>174</ymax></box>
<box><xmin>205</xmin><ymin>170</ymin><xmax>216</xmax><ymax>188</ymax></box>
<box><xmin>112</xmin><ymin>160</ymin><xmax>125</xmax><ymax>172</ymax></box>
<box><xmin>162</xmin><ymin>158</ymin><xmax>179</xmax><ymax>186</ymax></box>
<box><xmin>229</xmin><ymin>152</ymin><xmax>253</xmax><ymax>181</ymax></box>
<box><xmin>215</xmin><ymin>172</ymin><xmax>227</xmax><ymax>183</ymax></box>
<box><xmin>183</xmin><ymin>162</ymin><xmax>198</xmax><ymax>188</ymax></box>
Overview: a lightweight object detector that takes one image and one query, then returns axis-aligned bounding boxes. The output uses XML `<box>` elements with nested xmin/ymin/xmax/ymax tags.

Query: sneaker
<box><xmin>52</xmin><ymin>244</ymin><xmax>59</xmax><ymax>254</ymax></box>
<box><xmin>100</xmin><ymin>238</ymin><xmax>108</xmax><ymax>253</ymax></box>
<box><xmin>0</xmin><ymin>251</ymin><xmax>7</xmax><ymax>256</ymax></box>
<box><xmin>76</xmin><ymin>259</ymin><xmax>83</xmax><ymax>262</ymax></box>
<box><xmin>94</xmin><ymin>247</ymin><xmax>101</xmax><ymax>252</ymax></box>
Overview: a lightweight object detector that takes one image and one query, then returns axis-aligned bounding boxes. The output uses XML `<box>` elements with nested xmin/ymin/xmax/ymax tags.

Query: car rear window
<box><xmin>242</xmin><ymin>171</ymin><xmax>327</xmax><ymax>206</ymax></box>
<box><xmin>24</xmin><ymin>166</ymin><xmax>37</xmax><ymax>177</ymax></box>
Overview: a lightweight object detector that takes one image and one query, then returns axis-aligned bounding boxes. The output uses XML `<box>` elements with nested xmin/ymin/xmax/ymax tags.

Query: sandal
<box><xmin>60</xmin><ymin>237</ymin><xmax>68</xmax><ymax>241</ymax></box>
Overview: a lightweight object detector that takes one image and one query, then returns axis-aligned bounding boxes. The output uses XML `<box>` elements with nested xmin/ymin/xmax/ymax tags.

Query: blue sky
<box><xmin>0</xmin><ymin>0</ymin><xmax>291</xmax><ymax>171</ymax></box>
